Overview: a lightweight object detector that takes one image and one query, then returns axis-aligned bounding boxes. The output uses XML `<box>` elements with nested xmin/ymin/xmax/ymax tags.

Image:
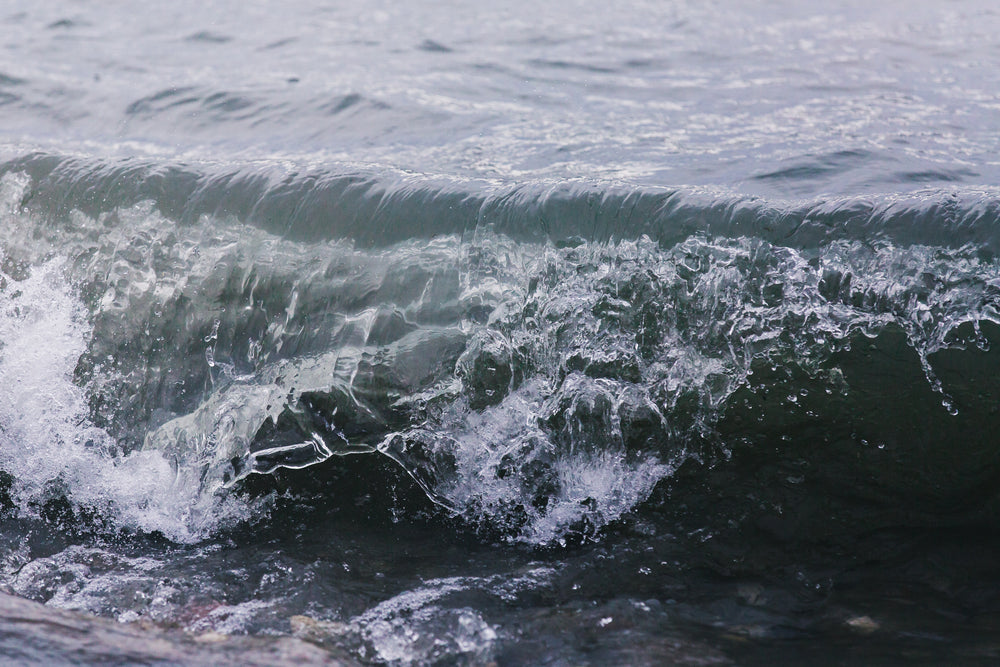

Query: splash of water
<box><xmin>0</xmin><ymin>255</ymin><xmax>255</xmax><ymax>541</ymax></box>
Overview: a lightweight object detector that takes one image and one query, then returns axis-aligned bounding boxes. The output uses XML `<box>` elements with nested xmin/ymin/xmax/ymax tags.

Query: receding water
<box><xmin>3</xmin><ymin>1</ymin><xmax>1000</xmax><ymax>665</ymax></box>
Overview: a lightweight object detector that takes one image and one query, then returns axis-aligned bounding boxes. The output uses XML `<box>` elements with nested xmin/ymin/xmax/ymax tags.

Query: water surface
<box><xmin>2</xmin><ymin>1</ymin><xmax>1000</xmax><ymax>665</ymax></box>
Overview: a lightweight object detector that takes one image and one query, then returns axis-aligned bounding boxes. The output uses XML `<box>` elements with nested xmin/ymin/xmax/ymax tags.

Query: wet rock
<box><xmin>290</xmin><ymin>614</ymin><xmax>351</xmax><ymax>645</ymax></box>
<box><xmin>0</xmin><ymin>591</ymin><xmax>357</xmax><ymax>666</ymax></box>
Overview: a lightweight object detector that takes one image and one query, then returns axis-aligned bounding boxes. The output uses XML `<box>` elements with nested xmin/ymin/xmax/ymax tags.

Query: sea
<box><xmin>2</xmin><ymin>0</ymin><xmax>1000</xmax><ymax>664</ymax></box>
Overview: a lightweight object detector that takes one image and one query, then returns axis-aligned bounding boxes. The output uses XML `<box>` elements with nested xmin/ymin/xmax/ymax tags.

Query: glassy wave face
<box><xmin>3</xmin><ymin>161</ymin><xmax>1000</xmax><ymax>548</ymax></box>
<box><xmin>4</xmin><ymin>1</ymin><xmax>1000</xmax><ymax>664</ymax></box>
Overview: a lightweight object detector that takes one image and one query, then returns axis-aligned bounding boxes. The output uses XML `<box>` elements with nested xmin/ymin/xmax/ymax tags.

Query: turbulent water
<box><xmin>3</xmin><ymin>1</ymin><xmax>1000</xmax><ymax>665</ymax></box>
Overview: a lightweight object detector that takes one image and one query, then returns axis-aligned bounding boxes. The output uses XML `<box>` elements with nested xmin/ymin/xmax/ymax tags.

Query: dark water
<box><xmin>3</xmin><ymin>1</ymin><xmax>1000</xmax><ymax>664</ymax></box>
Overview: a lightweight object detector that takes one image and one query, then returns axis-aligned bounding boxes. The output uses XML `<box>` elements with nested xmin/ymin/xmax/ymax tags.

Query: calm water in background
<box><xmin>2</xmin><ymin>1</ymin><xmax>1000</xmax><ymax>664</ymax></box>
<box><xmin>6</xmin><ymin>0</ymin><xmax>1000</xmax><ymax>195</ymax></box>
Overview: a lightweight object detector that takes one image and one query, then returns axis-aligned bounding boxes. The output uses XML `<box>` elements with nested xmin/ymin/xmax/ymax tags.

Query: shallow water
<box><xmin>3</xmin><ymin>1</ymin><xmax>1000</xmax><ymax>665</ymax></box>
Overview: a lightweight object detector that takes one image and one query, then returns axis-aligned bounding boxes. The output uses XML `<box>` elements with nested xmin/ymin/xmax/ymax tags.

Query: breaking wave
<box><xmin>2</xmin><ymin>158</ymin><xmax>1000</xmax><ymax>545</ymax></box>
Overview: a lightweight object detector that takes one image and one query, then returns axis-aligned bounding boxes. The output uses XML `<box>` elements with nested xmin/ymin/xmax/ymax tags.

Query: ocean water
<box><xmin>3</xmin><ymin>0</ymin><xmax>1000</xmax><ymax>664</ymax></box>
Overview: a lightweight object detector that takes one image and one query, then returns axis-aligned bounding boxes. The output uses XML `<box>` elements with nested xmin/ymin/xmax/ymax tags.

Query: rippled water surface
<box><xmin>3</xmin><ymin>1</ymin><xmax>1000</xmax><ymax>665</ymax></box>
<box><xmin>5</xmin><ymin>0</ymin><xmax>1000</xmax><ymax>194</ymax></box>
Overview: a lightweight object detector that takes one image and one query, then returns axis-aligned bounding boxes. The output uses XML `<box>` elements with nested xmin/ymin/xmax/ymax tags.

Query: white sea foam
<box><xmin>0</xmin><ymin>256</ymin><xmax>251</xmax><ymax>542</ymax></box>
